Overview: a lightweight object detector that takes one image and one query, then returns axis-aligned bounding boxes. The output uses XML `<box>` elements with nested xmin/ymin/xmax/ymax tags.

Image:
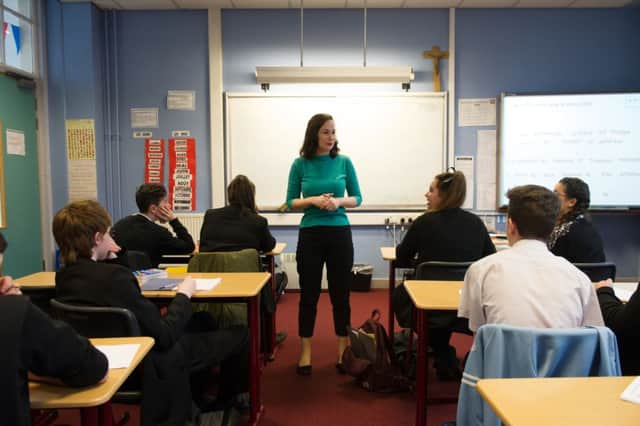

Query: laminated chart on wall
<box><xmin>145</xmin><ymin>139</ymin><xmax>164</xmax><ymax>184</ymax></box>
<box><xmin>65</xmin><ymin>119</ymin><xmax>97</xmax><ymax>201</ymax></box>
<box><xmin>168</xmin><ymin>138</ymin><xmax>196</xmax><ymax>211</ymax></box>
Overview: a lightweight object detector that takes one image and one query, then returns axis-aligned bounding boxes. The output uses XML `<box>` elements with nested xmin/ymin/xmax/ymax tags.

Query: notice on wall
<box><xmin>168</xmin><ymin>138</ymin><xmax>196</xmax><ymax>211</ymax></box>
<box><xmin>131</xmin><ymin>108</ymin><xmax>159</xmax><ymax>128</ymax></box>
<box><xmin>167</xmin><ymin>90</ymin><xmax>196</xmax><ymax>111</ymax></box>
<box><xmin>145</xmin><ymin>139</ymin><xmax>164</xmax><ymax>184</ymax></box>
<box><xmin>66</xmin><ymin>119</ymin><xmax>97</xmax><ymax>201</ymax></box>
<box><xmin>455</xmin><ymin>155</ymin><xmax>474</xmax><ymax>210</ymax></box>
<box><xmin>458</xmin><ymin>98</ymin><xmax>497</xmax><ymax>127</ymax></box>
<box><xmin>6</xmin><ymin>129</ymin><xmax>25</xmax><ymax>156</ymax></box>
<box><xmin>476</xmin><ymin>130</ymin><xmax>497</xmax><ymax>211</ymax></box>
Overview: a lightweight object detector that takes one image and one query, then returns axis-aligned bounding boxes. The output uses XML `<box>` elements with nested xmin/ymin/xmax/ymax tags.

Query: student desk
<box><xmin>30</xmin><ymin>336</ymin><xmax>154</xmax><ymax>426</ymax></box>
<box><xmin>17</xmin><ymin>271</ymin><xmax>271</xmax><ymax>426</ymax></box>
<box><xmin>404</xmin><ymin>280</ymin><xmax>463</xmax><ymax>426</ymax></box>
<box><xmin>379</xmin><ymin>247</ymin><xmax>397</xmax><ymax>338</ymax></box>
<box><xmin>264</xmin><ymin>242</ymin><xmax>286</xmax><ymax>360</ymax></box>
<box><xmin>144</xmin><ymin>272</ymin><xmax>271</xmax><ymax>426</ymax></box>
<box><xmin>476</xmin><ymin>376</ymin><xmax>640</xmax><ymax>426</ymax></box>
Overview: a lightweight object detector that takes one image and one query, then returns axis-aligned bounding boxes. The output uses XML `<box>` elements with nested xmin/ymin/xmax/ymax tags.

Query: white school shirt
<box><xmin>458</xmin><ymin>239</ymin><xmax>604</xmax><ymax>332</ymax></box>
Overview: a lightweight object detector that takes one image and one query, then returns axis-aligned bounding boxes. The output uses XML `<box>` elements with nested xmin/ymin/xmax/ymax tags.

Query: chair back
<box><xmin>414</xmin><ymin>261</ymin><xmax>473</xmax><ymax>281</ymax></box>
<box><xmin>50</xmin><ymin>299</ymin><xmax>141</xmax><ymax>338</ymax></box>
<box><xmin>188</xmin><ymin>248</ymin><xmax>262</xmax><ymax>273</ymax></box>
<box><xmin>126</xmin><ymin>250</ymin><xmax>153</xmax><ymax>271</ymax></box>
<box><xmin>573</xmin><ymin>262</ymin><xmax>616</xmax><ymax>282</ymax></box>
<box><xmin>457</xmin><ymin>324</ymin><xmax>621</xmax><ymax>426</ymax></box>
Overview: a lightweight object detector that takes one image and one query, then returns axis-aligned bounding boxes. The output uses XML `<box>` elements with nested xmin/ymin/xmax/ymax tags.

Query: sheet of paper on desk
<box><xmin>613</xmin><ymin>282</ymin><xmax>637</xmax><ymax>302</ymax></box>
<box><xmin>195</xmin><ymin>278</ymin><xmax>221</xmax><ymax>291</ymax></box>
<box><xmin>96</xmin><ymin>344</ymin><xmax>140</xmax><ymax>369</ymax></box>
<box><xmin>620</xmin><ymin>376</ymin><xmax>640</xmax><ymax>404</ymax></box>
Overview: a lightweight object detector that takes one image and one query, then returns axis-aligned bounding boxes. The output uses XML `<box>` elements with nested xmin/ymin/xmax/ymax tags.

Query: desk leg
<box><xmin>415</xmin><ymin>308</ymin><xmax>428</xmax><ymax>426</ymax></box>
<box><xmin>248</xmin><ymin>295</ymin><xmax>264</xmax><ymax>426</ymax></box>
<box><xmin>268</xmin><ymin>255</ymin><xmax>277</xmax><ymax>360</ymax></box>
<box><xmin>388</xmin><ymin>260</ymin><xmax>396</xmax><ymax>340</ymax></box>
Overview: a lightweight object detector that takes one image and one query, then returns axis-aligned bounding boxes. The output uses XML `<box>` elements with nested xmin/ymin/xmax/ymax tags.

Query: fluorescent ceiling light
<box><xmin>255</xmin><ymin>66</ymin><xmax>415</xmax><ymax>84</ymax></box>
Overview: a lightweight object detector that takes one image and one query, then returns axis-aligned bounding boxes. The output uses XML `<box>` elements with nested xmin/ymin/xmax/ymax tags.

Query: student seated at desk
<box><xmin>112</xmin><ymin>183</ymin><xmax>195</xmax><ymax>267</ymax></box>
<box><xmin>395</xmin><ymin>170</ymin><xmax>495</xmax><ymax>380</ymax></box>
<box><xmin>595</xmin><ymin>279</ymin><xmax>640</xmax><ymax>375</ymax></box>
<box><xmin>199</xmin><ymin>174</ymin><xmax>276</xmax><ymax>253</ymax></box>
<box><xmin>459</xmin><ymin>185</ymin><xmax>604</xmax><ymax>332</ymax></box>
<box><xmin>0</xmin><ymin>232</ymin><xmax>108</xmax><ymax>426</ymax></box>
<box><xmin>53</xmin><ymin>200</ymin><xmax>249</xmax><ymax>425</ymax></box>
<box><xmin>548</xmin><ymin>177</ymin><xmax>605</xmax><ymax>263</ymax></box>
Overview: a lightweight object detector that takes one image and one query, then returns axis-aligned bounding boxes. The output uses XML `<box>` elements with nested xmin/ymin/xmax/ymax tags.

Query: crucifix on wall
<box><xmin>423</xmin><ymin>45</ymin><xmax>449</xmax><ymax>92</ymax></box>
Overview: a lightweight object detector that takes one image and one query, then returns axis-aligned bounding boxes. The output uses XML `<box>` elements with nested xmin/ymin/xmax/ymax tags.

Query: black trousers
<box><xmin>297</xmin><ymin>226</ymin><xmax>353</xmax><ymax>337</ymax></box>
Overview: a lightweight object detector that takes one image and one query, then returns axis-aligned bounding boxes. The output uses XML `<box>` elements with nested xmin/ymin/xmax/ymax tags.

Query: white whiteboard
<box><xmin>225</xmin><ymin>93</ymin><xmax>447</xmax><ymax>210</ymax></box>
<box><xmin>500</xmin><ymin>92</ymin><xmax>640</xmax><ymax>207</ymax></box>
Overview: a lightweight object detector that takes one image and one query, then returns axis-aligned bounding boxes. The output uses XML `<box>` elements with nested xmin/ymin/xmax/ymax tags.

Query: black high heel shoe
<box><xmin>296</xmin><ymin>365</ymin><xmax>312</xmax><ymax>376</ymax></box>
<box><xmin>335</xmin><ymin>363</ymin><xmax>347</xmax><ymax>375</ymax></box>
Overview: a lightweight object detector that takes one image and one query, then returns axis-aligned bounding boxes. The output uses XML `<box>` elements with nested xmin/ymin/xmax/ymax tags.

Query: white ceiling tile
<box><xmin>175</xmin><ymin>0</ymin><xmax>233</xmax><ymax>8</ymax></box>
<box><xmin>404</xmin><ymin>0</ymin><xmax>461</xmax><ymax>6</ymax></box>
<box><xmin>93</xmin><ymin>0</ymin><xmax>121</xmax><ymax>8</ymax></box>
<box><xmin>458</xmin><ymin>0</ymin><xmax>517</xmax><ymax>7</ymax></box>
<box><xmin>347</xmin><ymin>0</ymin><xmax>406</xmax><ymax>7</ymax></box>
<box><xmin>516</xmin><ymin>0</ymin><xmax>572</xmax><ymax>6</ymax></box>
<box><xmin>114</xmin><ymin>0</ymin><xmax>176</xmax><ymax>9</ymax></box>
<box><xmin>232</xmin><ymin>0</ymin><xmax>290</xmax><ymax>7</ymax></box>
<box><xmin>570</xmin><ymin>0</ymin><xmax>631</xmax><ymax>7</ymax></box>
<box><xmin>303</xmin><ymin>0</ymin><xmax>347</xmax><ymax>7</ymax></box>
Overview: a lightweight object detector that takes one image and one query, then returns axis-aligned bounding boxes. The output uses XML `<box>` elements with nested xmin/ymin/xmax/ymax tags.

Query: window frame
<box><xmin>0</xmin><ymin>0</ymin><xmax>36</xmax><ymax>78</ymax></box>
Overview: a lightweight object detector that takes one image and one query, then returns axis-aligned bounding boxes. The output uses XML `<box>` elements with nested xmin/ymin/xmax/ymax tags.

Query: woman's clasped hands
<box><xmin>312</xmin><ymin>193</ymin><xmax>340</xmax><ymax>211</ymax></box>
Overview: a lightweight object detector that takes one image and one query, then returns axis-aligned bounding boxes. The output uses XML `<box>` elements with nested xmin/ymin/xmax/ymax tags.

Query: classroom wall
<box><xmin>41</xmin><ymin>6</ymin><xmax>640</xmax><ymax>278</ymax></box>
<box><xmin>0</xmin><ymin>74</ymin><xmax>42</xmax><ymax>277</ymax></box>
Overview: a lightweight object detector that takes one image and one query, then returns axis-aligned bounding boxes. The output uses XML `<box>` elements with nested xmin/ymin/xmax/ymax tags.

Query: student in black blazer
<box><xmin>548</xmin><ymin>177</ymin><xmax>605</xmax><ymax>263</ymax></box>
<box><xmin>112</xmin><ymin>184</ymin><xmax>195</xmax><ymax>267</ymax></box>
<box><xmin>199</xmin><ymin>175</ymin><xmax>276</xmax><ymax>253</ymax></box>
<box><xmin>53</xmin><ymin>200</ymin><xmax>249</xmax><ymax>425</ymax></box>
<box><xmin>0</xmin><ymin>232</ymin><xmax>108</xmax><ymax>426</ymax></box>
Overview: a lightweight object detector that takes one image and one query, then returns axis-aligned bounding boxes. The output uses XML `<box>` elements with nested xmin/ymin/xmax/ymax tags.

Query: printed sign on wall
<box><xmin>144</xmin><ymin>139</ymin><xmax>164</xmax><ymax>184</ymax></box>
<box><xmin>168</xmin><ymin>138</ymin><xmax>196</xmax><ymax>211</ymax></box>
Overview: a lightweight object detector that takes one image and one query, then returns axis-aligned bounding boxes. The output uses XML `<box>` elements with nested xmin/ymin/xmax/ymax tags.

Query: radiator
<box><xmin>280</xmin><ymin>252</ymin><xmax>328</xmax><ymax>290</ymax></box>
<box><xmin>174</xmin><ymin>213</ymin><xmax>205</xmax><ymax>241</ymax></box>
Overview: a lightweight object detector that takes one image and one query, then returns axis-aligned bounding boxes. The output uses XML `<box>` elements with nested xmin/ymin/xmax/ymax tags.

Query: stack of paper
<box><xmin>620</xmin><ymin>376</ymin><xmax>640</xmax><ymax>405</ymax></box>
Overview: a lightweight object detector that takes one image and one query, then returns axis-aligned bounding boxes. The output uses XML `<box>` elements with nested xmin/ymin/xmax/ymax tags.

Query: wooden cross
<box><xmin>423</xmin><ymin>45</ymin><xmax>449</xmax><ymax>92</ymax></box>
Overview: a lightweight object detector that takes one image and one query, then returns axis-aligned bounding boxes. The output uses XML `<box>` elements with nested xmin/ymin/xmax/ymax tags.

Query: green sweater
<box><xmin>286</xmin><ymin>154</ymin><xmax>362</xmax><ymax>228</ymax></box>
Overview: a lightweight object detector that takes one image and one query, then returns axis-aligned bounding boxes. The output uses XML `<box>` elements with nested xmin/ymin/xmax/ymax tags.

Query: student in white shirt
<box><xmin>458</xmin><ymin>185</ymin><xmax>604</xmax><ymax>332</ymax></box>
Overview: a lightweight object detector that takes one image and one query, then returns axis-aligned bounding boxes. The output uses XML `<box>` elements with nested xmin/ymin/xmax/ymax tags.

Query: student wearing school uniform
<box><xmin>395</xmin><ymin>170</ymin><xmax>495</xmax><ymax>380</ymax></box>
<box><xmin>199</xmin><ymin>174</ymin><xmax>276</xmax><ymax>254</ymax></box>
<box><xmin>53</xmin><ymin>200</ymin><xmax>249</xmax><ymax>424</ymax></box>
<box><xmin>459</xmin><ymin>185</ymin><xmax>604</xmax><ymax>332</ymax></box>
<box><xmin>595</xmin><ymin>279</ymin><xmax>640</xmax><ymax>375</ymax></box>
<box><xmin>0</xmin><ymin>232</ymin><xmax>108</xmax><ymax>426</ymax></box>
<box><xmin>112</xmin><ymin>183</ymin><xmax>195</xmax><ymax>268</ymax></box>
<box><xmin>548</xmin><ymin>177</ymin><xmax>605</xmax><ymax>263</ymax></box>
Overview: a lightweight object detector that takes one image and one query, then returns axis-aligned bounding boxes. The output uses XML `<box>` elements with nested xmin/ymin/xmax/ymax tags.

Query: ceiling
<box><xmin>62</xmin><ymin>0</ymin><xmax>635</xmax><ymax>11</ymax></box>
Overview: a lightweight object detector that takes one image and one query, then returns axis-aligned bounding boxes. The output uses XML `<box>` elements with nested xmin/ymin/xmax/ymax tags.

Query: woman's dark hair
<box><xmin>558</xmin><ymin>177</ymin><xmax>590</xmax><ymax>222</ymax></box>
<box><xmin>431</xmin><ymin>171</ymin><xmax>466</xmax><ymax>211</ymax></box>
<box><xmin>299</xmin><ymin>113</ymin><xmax>339</xmax><ymax>159</ymax></box>
<box><xmin>228</xmin><ymin>174</ymin><xmax>257</xmax><ymax>214</ymax></box>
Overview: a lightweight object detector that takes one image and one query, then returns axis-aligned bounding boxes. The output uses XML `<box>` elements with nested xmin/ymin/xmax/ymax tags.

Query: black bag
<box><xmin>341</xmin><ymin>310</ymin><xmax>412</xmax><ymax>393</ymax></box>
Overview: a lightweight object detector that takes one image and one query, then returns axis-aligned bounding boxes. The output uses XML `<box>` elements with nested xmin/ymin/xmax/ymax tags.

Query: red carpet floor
<box><xmin>50</xmin><ymin>289</ymin><xmax>471</xmax><ymax>426</ymax></box>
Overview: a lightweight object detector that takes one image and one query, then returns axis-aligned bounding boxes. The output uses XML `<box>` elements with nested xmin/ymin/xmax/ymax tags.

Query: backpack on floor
<box><xmin>341</xmin><ymin>310</ymin><xmax>412</xmax><ymax>393</ymax></box>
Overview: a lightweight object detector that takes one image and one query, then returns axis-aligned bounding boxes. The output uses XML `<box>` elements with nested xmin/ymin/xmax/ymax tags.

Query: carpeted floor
<box><xmin>50</xmin><ymin>289</ymin><xmax>471</xmax><ymax>425</ymax></box>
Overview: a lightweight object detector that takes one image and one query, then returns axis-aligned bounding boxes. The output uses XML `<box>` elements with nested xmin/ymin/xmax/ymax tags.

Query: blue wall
<box><xmin>44</xmin><ymin>6</ymin><xmax>640</xmax><ymax>278</ymax></box>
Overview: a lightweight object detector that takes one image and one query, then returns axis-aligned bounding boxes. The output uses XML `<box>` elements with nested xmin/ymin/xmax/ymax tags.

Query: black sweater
<box><xmin>0</xmin><ymin>296</ymin><xmax>107</xmax><ymax>426</ymax></box>
<box><xmin>549</xmin><ymin>217</ymin><xmax>605</xmax><ymax>263</ymax></box>
<box><xmin>112</xmin><ymin>214</ymin><xmax>195</xmax><ymax>267</ymax></box>
<box><xmin>396</xmin><ymin>207</ymin><xmax>496</xmax><ymax>268</ymax></box>
<box><xmin>597</xmin><ymin>284</ymin><xmax>640</xmax><ymax>375</ymax></box>
<box><xmin>199</xmin><ymin>205</ymin><xmax>276</xmax><ymax>253</ymax></box>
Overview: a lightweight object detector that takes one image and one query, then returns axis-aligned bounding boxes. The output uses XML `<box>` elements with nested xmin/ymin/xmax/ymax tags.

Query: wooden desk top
<box><xmin>380</xmin><ymin>246</ymin><xmax>396</xmax><ymax>261</ymax></box>
<box><xmin>266</xmin><ymin>242</ymin><xmax>286</xmax><ymax>256</ymax></box>
<box><xmin>16</xmin><ymin>271</ymin><xmax>270</xmax><ymax>298</ymax></box>
<box><xmin>477</xmin><ymin>376</ymin><xmax>640</xmax><ymax>426</ymax></box>
<box><xmin>29</xmin><ymin>336</ymin><xmax>154</xmax><ymax>409</ymax></box>
<box><xmin>404</xmin><ymin>280</ymin><xmax>462</xmax><ymax>310</ymax></box>
<box><xmin>15</xmin><ymin>271</ymin><xmax>55</xmax><ymax>289</ymax></box>
<box><xmin>143</xmin><ymin>272</ymin><xmax>271</xmax><ymax>298</ymax></box>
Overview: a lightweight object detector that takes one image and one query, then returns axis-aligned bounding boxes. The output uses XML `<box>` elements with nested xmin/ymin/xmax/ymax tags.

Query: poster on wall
<box><xmin>66</xmin><ymin>119</ymin><xmax>98</xmax><ymax>201</ymax></box>
<box><xmin>168</xmin><ymin>138</ymin><xmax>196</xmax><ymax>211</ymax></box>
<box><xmin>144</xmin><ymin>139</ymin><xmax>164</xmax><ymax>184</ymax></box>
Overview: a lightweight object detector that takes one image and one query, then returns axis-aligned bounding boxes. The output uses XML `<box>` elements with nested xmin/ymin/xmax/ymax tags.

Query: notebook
<box><xmin>141</xmin><ymin>278</ymin><xmax>182</xmax><ymax>291</ymax></box>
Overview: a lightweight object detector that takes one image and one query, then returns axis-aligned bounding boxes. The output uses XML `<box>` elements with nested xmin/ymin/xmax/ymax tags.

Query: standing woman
<box><xmin>548</xmin><ymin>177</ymin><xmax>605</xmax><ymax>263</ymax></box>
<box><xmin>286</xmin><ymin>113</ymin><xmax>362</xmax><ymax>376</ymax></box>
